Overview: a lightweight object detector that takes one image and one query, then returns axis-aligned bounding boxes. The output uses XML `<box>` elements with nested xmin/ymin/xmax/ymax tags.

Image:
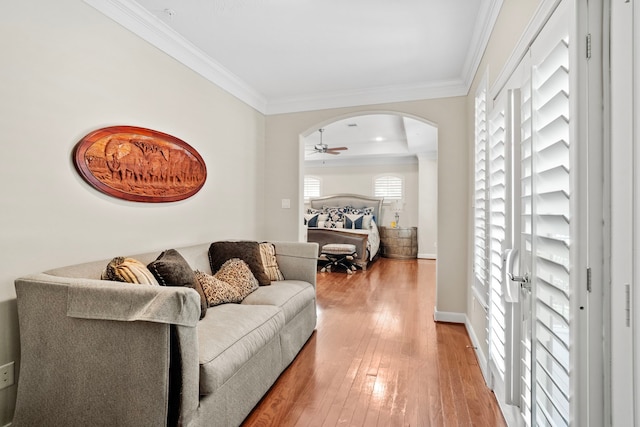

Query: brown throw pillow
<box><xmin>147</xmin><ymin>249</ymin><xmax>207</xmax><ymax>319</ymax></box>
<box><xmin>102</xmin><ymin>257</ymin><xmax>159</xmax><ymax>285</ymax></box>
<box><xmin>208</xmin><ymin>241</ymin><xmax>271</xmax><ymax>286</ymax></box>
<box><xmin>259</xmin><ymin>242</ymin><xmax>285</xmax><ymax>281</ymax></box>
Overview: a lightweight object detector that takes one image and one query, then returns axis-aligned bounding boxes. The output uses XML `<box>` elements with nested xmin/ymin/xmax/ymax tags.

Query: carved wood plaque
<box><xmin>74</xmin><ymin>126</ymin><xmax>207</xmax><ymax>202</ymax></box>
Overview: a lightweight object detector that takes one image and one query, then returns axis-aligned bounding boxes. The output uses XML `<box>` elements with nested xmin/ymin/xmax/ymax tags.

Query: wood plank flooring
<box><xmin>242</xmin><ymin>258</ymin><xmax>506</xmax><ymax>427</ymax></box>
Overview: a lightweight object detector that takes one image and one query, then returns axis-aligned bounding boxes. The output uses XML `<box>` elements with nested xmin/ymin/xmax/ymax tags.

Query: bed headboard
<box><xmin>308</xmin><ymin>193</ymin><xmax>384</xmax><ymax>222</ymax></box>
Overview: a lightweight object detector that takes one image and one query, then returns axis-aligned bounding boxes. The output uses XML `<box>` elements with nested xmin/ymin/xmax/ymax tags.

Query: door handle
<box><xmin>508</xmin><ymin>271</ymin><xmax>531</xmax><ymax>291</ymax></box>
<box><xmin>503</xmin><ymin>249</ymin><xmax>520</xmax><ymax>303</ymax></box>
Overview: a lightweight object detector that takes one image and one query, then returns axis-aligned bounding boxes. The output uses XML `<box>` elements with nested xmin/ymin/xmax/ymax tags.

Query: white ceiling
<box><xmin>85</xmin><ymin>0</ymin><xmax>500</xmax><ymax>164</ymax></box>
<box><xmin>85</xmin><ymin>0</ymin><xmax>502</xmax><ymax>114</ymax></box>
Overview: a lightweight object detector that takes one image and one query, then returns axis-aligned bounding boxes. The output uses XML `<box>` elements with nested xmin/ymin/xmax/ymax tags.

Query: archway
<box><xmin>298</xmin><ymin>111</ymin><xmax>438</xmax><ymax>260</ymax></box>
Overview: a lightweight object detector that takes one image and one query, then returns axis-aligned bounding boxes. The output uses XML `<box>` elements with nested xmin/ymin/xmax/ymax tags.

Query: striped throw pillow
<box><xmin>101</xmin><ymin>257</ymin><xmax>159</xmax><ymax>285</ymax></box>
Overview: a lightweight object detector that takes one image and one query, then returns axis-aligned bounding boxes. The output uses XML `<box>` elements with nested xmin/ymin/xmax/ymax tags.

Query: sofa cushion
<box><xmin>147</xmin><ymin>249</ymin><xmax>207</xmax><ymax>319</ymax></box>
<box><xmin>242</xmin><ymin>280</ymin><xmax>315</xmax><ymax>323</ymax></box>
<box><xmin>208</xmin><ymin>241</ymin><xmax>271</xmax><ymax>286</ymax></box>
<box><xmin>197</xmin><ymin>304</ymin><xmax>284</xmax><ymax>394</ymax></box>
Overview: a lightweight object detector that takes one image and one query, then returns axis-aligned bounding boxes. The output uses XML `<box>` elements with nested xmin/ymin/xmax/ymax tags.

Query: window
<box><xmin>374</xmin><ymin>175</ymin><xmax>403</xmax><ymax>200</ymax></box>
<box><xmin>304</xmin><ymin>176</ymin><xmax>321</xmax><ymax>200</ymax></box>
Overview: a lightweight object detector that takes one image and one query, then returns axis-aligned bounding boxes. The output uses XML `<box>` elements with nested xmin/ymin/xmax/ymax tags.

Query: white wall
<box><xmin>264</xmin><ymin>100</ymin><xmax>468</xmax><ymax>318</ymax></box>
<box><xmin>0</xmin><ymin>1</ymin><xmax>265</xmax><ymax>423</ymax></box>
<box><xmin>417</xmin><ymin>154</ymin><xmax>438</xmax><ymax>258</ymax></box>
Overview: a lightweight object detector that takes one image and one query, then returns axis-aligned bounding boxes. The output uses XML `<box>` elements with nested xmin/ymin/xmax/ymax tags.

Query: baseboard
<box><xmin>417</xmin><ymin>253</ymin><xmax>437</xmax><ymax>259</ymax></box>
<box><xmin>465</xmin><ymin>315</ymin><xmax>490</xmax><ymax>385</ymax></box>
<box><xmin>433</xmin><ymin>309</ymin><xmax>466</xmax><ymax>323</ymax></box>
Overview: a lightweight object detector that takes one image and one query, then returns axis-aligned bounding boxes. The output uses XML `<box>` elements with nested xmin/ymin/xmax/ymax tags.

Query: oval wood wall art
<box><xmin>74</xmin><ymin>126</ymin><xmax>207</xmax><ymax>202</ymax></box>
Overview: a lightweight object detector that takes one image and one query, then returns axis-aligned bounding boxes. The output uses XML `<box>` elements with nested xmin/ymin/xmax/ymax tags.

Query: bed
<box><xmin>305</xmin><ymin>193</ymin><xmax>384</xmax><ymax>270</ymax></box>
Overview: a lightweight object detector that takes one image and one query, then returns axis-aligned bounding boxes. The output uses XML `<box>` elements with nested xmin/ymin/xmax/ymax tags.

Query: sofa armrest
<box><xmin>13</xmin><ymin>274</ymin><xmax>202</xmax><ymax>427</ymax></box>
<box><xmin>272</xmin><ymin>241</ymin><xmax>318</xmax><ymax>287</ymax></box>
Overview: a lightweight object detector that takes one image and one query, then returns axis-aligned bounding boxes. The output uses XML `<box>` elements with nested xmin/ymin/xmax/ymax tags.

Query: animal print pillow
<box><xmin>195</xmin><ymin>258</ymin><xmax>259</xmax><ymax>306</ymax></box>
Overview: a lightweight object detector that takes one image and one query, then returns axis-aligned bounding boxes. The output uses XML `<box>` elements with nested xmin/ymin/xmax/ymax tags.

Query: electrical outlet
<box><xmin>0</xmin><ymin>362</ymin><xmax>15</xmax><ymax>390</ymax></box>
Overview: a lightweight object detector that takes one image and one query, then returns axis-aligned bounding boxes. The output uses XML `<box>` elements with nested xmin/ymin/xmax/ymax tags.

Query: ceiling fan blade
<box><xmin>328</xmin><ymin>147</ymin><xmax>348</xmax><ymax>151</ymax></box>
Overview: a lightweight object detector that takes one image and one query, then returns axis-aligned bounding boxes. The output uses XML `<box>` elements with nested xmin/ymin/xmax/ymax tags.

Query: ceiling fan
<box><xmin>310</xmin><ymin>128</ymin><xmax>348</xmax><ymax>155</ymax></box>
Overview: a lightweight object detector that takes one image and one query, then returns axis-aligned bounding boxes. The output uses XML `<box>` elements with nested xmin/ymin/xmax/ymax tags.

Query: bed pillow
<box><xmin>147</xmin><ymin>249</ymin><xmax>207</xmax><ymax>319</ymax></box>
<box><xmin>344</xmin><ymin>213</ymin><xmax>374</xmax><ymax>230</ymax></box>
<box><xmin>304</xmin><ymin>213</ymin><xmax>320</xmax><ymax>227</ymax></box>
<box><xmin>101</xmin><ymin>257</ymin><xmax>159</xmax><ymax>285</ymax></box>
<box><xmin>259</xmin><ymin>242</ymin><xmax>285</xmax><ymax>281</ymax></box>
<box><xmin>208</xmin><ymin>241</ymin><xmax>271</xmax><ymax>286</ymax></box>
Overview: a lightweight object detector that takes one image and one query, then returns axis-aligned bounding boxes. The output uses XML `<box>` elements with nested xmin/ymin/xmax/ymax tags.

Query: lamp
<box><xmin>391</xmin><ymin>200</ymin><xmax>404</xmax><ymax>228</ymax></box>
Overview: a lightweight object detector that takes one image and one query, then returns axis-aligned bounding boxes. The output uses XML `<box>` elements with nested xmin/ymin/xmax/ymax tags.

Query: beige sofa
<box><xmin>13</xmin><ymin>241</ymin><xmax>318</xmax><ymax>427</ymax></box>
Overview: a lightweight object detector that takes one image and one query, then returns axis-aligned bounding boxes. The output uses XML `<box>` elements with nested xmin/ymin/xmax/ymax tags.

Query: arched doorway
<box><xmin>298</xmin><ymin>111</ymin><xmax>438</xmax><ymax>260</ymax></box>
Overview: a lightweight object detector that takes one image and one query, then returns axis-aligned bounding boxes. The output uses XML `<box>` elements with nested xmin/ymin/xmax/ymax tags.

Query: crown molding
<box><xmin>265</xmin><ymin>79</ymin><xmax>468</xmax><ymax>115</ymax></box>
<box><xmin>83</xmin><ymin>0</ymin><xmax>268</xmax><ymax>113</ymax></box>
<box><xmin>489</xmin><ymin>0</ymin><xmax>562</xmax><ymax>101</ymax></box>
<box><xmin>461</xmin><ymin>0</ymin><xmax>504</xmax><ymax>92</ymax></box>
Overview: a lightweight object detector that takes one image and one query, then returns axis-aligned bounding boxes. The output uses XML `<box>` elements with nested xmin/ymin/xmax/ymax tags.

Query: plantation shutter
<box><xmin>474</xmin><ymin>85</ymin><xmax>489</xmax><ymax>302</ymax></box>
<box><xmin>524</xmin><ymin>2</ymin><xmax>572</xmax><ymax>424</ymax></box>
<box><xmin>374</xmin><ymin>175</ymin><xmax>403</xmax><ymax>200</ymax></box>
<box><xmin>304</xmin><ymin>176</ymin><xmax>321</xmax><ymax>200</ymax></box>
<box><xmin>488</xmin><ymin>99</ymin><xmax>508</xmax><ymax>381</ymax></box>
<box><xmin>519</xmin><ymin>53</ymin><xmax>535</xmax><ymax>424</ymax></box>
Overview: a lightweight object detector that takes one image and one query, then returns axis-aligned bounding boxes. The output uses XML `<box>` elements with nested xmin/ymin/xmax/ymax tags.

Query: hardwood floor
<box><xmin>242</xmin><ymin>258</ymin><xmax>506</xmax><ymax>426</ymax></box>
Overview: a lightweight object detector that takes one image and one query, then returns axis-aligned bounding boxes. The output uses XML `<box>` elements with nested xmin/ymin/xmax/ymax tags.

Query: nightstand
<box><xmin>379</xmin><ymin>226</ymin><xmax>418</xmax><ymax>259</ymax></box>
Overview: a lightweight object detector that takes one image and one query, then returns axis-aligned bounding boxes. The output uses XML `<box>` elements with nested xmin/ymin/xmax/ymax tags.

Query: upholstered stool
<box><xmin>320</xmin><ymin>243</ymin><xmax>358</xmax><ymax>274</ymax></box>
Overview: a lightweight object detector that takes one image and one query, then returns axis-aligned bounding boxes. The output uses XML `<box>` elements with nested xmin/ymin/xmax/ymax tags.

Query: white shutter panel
<box><xmin>520</xmin><ymin>61</ymin><xmax>534</xmax><ymax>425</ymax></box>
<box><xmin>474</xmin><ymin>86</ymin><xmax>489</xmax><ymax>302</ymax></box>
<box><xmin>529</xmin><ymin>3</ymin><xmax>572</xmax><ymax>425</ymax></box>
<box><xmin>304</xmin><ymin>176</ymin><xmax>321</xmax><ymax>200</ymax></box>
<box><xmin>488</xmin><ymin>103</ymin><xmax>507</xmax><ymax>380</ymax></box>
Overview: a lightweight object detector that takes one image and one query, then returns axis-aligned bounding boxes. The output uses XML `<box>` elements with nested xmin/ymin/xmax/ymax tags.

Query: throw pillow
<box><xmin>208</xmin><ymin>241</ymin><xmax>271</xmax><ymax>286</ymax></box>
<box><xmin>147</xmin><ymin>249</ymin><xmax>207</xmax><ymax>319</ymax></box>
<box><xmin>214</xmin><ymin>259</ymin><xmax>259</xmax><ymax>298</ymax></box>
<box><xmin>259</xmin><ymin>242</ymin><xmax>285</xmax><ymax>281</ymax></box>
<box><xmin>101</xmin><ymin>257</ymin><xmax>159</xmax><ymax>285</ymax></box>
<box><xmin>194</xmin><ymin>270</ymin><xmax>244</xmax><ymax>306</ymax></box>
